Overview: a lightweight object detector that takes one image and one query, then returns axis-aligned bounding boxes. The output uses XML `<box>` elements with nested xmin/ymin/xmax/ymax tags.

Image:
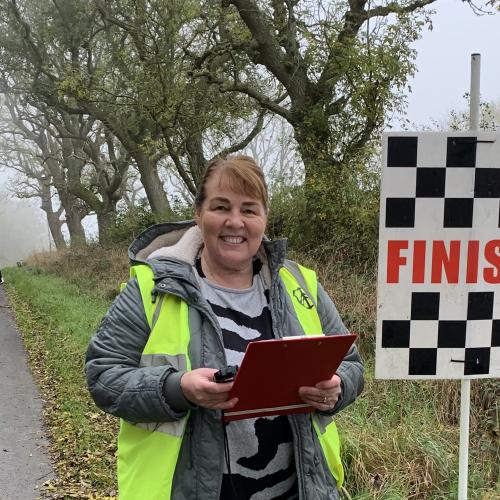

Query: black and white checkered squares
<box><xmin>387</xmin><ymin>136</ymin><xmax>418</xmax><ymax>167</ymax></box>
<box><xmin>467</xmin><ymin>292</ymin><xmax>494</xmax><ymax>320</ymax></box>
<box><xmin>446</xmin><ymin>137</ymin><xmax>477</xmax><ymax>168</ymax></box>
<box><xmin>384</xmin><ymin>135</ymin><xmax>500</xmax><ymax>230</ymax></box>
<box><xmin>416</xmin><ymin>168</ymin><xmax>446</xmax><ymax>197</ymax></box>
<box><xmin>385</xmin><ymin>198</ymin><xmax>415</xmax><ymax>227</ymax></box>
<box><xmin>443</xmin><ymin>198</ymin><xmax>474</xmax><ymax>228</ymax></box>
<box><xmin>380</xmin><ymin>291</ymin><xmax>498</xmax><ymax>377</ymax></box>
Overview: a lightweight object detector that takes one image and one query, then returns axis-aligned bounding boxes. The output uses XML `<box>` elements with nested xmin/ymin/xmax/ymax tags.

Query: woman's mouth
<box><xmin>220</xmin><ymin>236</ymin><xmax>245</xmax><ymax>244</ymax></box>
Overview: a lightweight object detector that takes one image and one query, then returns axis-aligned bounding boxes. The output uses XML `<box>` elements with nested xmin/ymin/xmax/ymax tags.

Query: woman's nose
<box><xmin>225</xmin><ymin>210</ymin><xmax>244</xmax><ymax>227</ymax></box>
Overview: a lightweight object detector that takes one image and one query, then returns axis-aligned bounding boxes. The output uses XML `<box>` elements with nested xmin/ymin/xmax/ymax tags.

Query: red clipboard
<box><xmin>223</xmin><ymin>334</ymin><xmax>357</xmax><ymax>422</ymax></box>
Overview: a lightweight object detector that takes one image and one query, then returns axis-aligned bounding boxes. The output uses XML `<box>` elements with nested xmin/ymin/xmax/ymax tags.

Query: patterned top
<box><xmin>195</xmin><ymin>258</ymin><xmax>299</xmax><ymax>500</ymax></box>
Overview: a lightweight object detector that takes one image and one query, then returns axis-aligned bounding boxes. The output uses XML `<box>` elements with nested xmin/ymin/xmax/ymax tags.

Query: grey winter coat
<box><xmin>85</xmin><ymin>220</ymin><xmax>364</xmax><ymax>499</ymax></box>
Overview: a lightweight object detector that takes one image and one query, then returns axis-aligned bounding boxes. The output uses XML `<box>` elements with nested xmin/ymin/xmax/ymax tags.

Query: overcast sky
<box><xmin>402</xmin><ymin>0</ymin><xmax>500</xmax><ymax>127</ymax></box>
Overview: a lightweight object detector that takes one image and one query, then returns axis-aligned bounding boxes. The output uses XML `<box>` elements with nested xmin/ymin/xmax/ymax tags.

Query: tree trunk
<box><xmin>292</xmin><ymin>111</ymin><xmax>345</xmax><ymax>246</ymax></box>
<box><xmin>44</xmin><ymin>211</ymin><xmax>66</xmax><ymax>250</ymax></box>
<box><xmin>186</xmin><ymin>132</ymin><xmax>207</xmax><ymax>190</ymax></box>
<box><xmin>96</xmin><ymin>207</ymin><xmax>117</xmax><ymax>245</ymax></box>
<box><xmin>66</xmin><ymin>207</ymin><xmax>87</xmax><ymax>247</ymax></box>
<box><xmin>39</xmin><ymin>184</ymin><xmax>67</xmax><ymax>250</ymax></box>
<box><xmin>134</xmin><ymin>152</ymin><xmax>173</xmax><ymax>216</ymax></box>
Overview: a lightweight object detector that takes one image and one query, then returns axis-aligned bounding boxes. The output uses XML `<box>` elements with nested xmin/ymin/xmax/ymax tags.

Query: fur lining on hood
<box><xmin>148</xmin><ymin>225</ymin><xmax>203</xmax><ymax>264</ymax></box>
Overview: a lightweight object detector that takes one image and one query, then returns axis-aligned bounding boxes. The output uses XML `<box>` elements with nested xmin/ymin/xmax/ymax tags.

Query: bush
<box><xmin>107</xmin><ymin>201</ymin><xmax>195</xmax><ymax>244</ymax></box>
<box><xmin>107</xmin><ymin>202</ymin><xmax>164</xmax><ymax>244</ymax></box>
<box><xmin>267</xmin><ymin>180</ymin><xmax>380</xmax><ymax>268</ymax></box>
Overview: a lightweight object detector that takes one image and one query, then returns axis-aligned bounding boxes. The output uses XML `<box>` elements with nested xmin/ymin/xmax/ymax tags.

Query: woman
<box><xmin>86</xmin><ymin>155</ymin><xmax>364</xmax><ymax>500</ymax></box>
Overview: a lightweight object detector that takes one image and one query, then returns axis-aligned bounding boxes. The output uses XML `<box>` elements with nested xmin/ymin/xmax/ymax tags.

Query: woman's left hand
<box><xmin>298</xmin><ymin>374</ymin><xmax>342</xmax><ymax>411</ymax></box>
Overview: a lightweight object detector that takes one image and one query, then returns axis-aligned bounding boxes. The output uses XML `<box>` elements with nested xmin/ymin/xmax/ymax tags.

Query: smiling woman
<box><xmin>85</xmin><ymin>154</ymin><xmax>364</xmax><ymax>500</ymax></box>
<box><xmin>195</xmin><ymin>156</ymin><xmax>269</xmax><ymax>289</ymax></box>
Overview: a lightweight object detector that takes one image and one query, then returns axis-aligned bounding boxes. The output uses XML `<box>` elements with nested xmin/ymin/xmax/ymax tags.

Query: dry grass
<box><xmin>28</xmin><ymin>244</ymin><xmax>129</xmax><ymax>301</ymax></box>
<box><xmin>295</xmin><ymin>248</ymin><xmax>499</xmax><ymax>498</ymax></box>
<box><xmin>288</xmin><ymin>247</ymin><xmax>377</xmax><ymax>361</ymax></box>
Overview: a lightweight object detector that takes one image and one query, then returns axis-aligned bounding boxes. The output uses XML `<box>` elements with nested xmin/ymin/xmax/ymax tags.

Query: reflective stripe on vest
<box><xmin>118</xmin><ymin>262</ymin><xmax>343</xmax><ymax>499</ymax></box>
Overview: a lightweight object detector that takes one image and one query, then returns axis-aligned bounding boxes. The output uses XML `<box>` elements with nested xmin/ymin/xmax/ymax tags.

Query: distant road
<box><xmin>0</xmin><ymin>284</ymin><xmax>54</xmax><ymax>500</ymax></box>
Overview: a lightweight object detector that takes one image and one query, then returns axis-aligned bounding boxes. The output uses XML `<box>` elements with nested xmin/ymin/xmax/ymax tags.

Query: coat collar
<box><xmin>128</xmin><ymin>220</ymin><xmax>288</xmax><ymax>287</ymax></box>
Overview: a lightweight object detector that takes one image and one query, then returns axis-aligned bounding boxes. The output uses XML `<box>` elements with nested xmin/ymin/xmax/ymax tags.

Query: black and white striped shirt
<box><xmin>195</xmin><ymin>258</ymin><xmax>299</xmax><ymax>500</ymax></box>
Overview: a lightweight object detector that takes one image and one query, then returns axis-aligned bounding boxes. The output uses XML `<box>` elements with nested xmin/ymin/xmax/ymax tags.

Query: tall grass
<box><xmin>28</xmin><ymin>244</ymin><xmax>130</xmax><ymax>301</ymax></box>
<box><xmin>4</xmin><ymin>245</ymin><xmax>499</xmax><ymax>499</ymax></box>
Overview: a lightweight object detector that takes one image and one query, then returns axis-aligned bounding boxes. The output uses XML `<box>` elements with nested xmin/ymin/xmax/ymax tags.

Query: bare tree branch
<box><xmin>365</xmin><ymin>0</ymin><xmax>436</xmax><ymax>19</ymax></box>
<box><xmin>194</xmin><ymin>69</ymin><xmax>292</xmax><ymax>120</ymax></box>
<box><xmin>219</xmin><ymin>108</ymin><xmax>267</xmax><ymax>157</ymax></box>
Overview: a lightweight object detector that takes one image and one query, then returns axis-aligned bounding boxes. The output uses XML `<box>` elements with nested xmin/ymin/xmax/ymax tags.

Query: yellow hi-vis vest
<box><xmin>118</xmin><ymin>262</ymin><xmax>343</xmax><ymax>499</ymax></box>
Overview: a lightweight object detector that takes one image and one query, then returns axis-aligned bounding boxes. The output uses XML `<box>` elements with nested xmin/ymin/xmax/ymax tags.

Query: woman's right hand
<box><xmin>180</xmin><ymin>368</ymin><xmax>238</xmax><ymax>410</ymax></box>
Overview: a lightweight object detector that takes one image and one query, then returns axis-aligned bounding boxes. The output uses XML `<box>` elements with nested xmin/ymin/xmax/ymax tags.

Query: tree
<box><xmin>0</xmin><ymin>0</ymin><xmax>268</xmax><ymax>222</ymax></box>
<box><xmin>445</xmin><ymin>99</ymin><xmax>499</xmax><ymax>132</ymax></box>
<box><xmin>50</xmin><ymin>111</ymin><xmax>131</xmax><ymax>243</ymax></box>
<box><xmin>0</xmin><ymin>94</ymin><xmax>133</xmax><ymax>244</ymax></box>
<box><xmin>89</xmin><ymin>0</ymin><xmax>268</xmax><ymax>195</ymax></box>
<box><xmin>0</xmin><ymin>98</ymin><xmax>89</xmax><ymax>245</ymax></box>
<box><xmin>0</xmin><ymin>132</ymin><xmax>67</xmax><ymax>249</ymax></box>
<box><xmin>0</xmin><ymin>0</ymin><xmax>175</xmax><ymax>215</ymax></box>
<box><xmin>193</xmin><ymin>0</ymin><xmax>436</xmax><ymax>247</ymax></box>
<box><xmin>244</xmin><ymin>115</ymin><xmax>303</xmax><ymax>196</ymax></box>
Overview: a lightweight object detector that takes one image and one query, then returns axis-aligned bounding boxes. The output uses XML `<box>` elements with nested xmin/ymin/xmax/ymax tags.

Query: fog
<box><xmin>0</xmin><ymin>190</ymin><xmax>50</xmax><ymax>268</ymax></box>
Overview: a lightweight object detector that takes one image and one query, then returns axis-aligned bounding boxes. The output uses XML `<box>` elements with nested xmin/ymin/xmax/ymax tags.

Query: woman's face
<box><xmin>196</xmin><ymin>174</ymin><xmax>267</xmax><ymax>273</ymax></box>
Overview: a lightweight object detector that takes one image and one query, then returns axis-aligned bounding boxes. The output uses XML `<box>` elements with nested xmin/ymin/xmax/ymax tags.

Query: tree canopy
<box><xmin>2</xmin><ymin>0</ymin><xmax>488</xmax><ymax>254</ymax></box>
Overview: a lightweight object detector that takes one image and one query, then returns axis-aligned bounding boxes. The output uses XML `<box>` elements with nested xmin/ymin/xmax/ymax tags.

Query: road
<box><xmin>0</xmin><ymin>283</ymin><xmax>54</xmax><ymax>500</ymax></box>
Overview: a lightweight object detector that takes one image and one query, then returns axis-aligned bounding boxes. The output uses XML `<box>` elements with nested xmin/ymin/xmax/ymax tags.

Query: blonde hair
<box><xmin>195</xmin><ymin>155</ymin><xmax>268</xmax><ymax>212</ymax></box>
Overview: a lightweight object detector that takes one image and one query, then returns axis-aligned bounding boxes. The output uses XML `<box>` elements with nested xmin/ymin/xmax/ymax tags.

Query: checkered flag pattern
<box><xmin>376</xmin><ymin>132</ymin><xmax>500</xmax><ymax>379</ymax></box>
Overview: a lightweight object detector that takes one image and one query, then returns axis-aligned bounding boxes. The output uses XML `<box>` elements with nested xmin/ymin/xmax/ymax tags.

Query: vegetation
<box><xmin>3</xmin><ymin>246</ymin><xmax>498</xmax><ymax>499</ymax></box>
<box><xmin>0</xmin><ymin>0</ymin><xmax>443</xmax><ymax>250</ymax></box>
<box><xmin>0</xmin><ymin>0</ymin><xmax>498</xmax><ymax>497</ymax></box>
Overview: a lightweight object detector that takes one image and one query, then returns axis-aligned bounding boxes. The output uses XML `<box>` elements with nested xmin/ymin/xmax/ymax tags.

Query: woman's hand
<box><xmin>298</xmin><ymin>374</ymin><xmax>342</xmax><ymax>411</ymax></box>
<box><xmin>180</xmin><ymin>368</ymin><xmax>239</xmax><ymax>410</ymax></box>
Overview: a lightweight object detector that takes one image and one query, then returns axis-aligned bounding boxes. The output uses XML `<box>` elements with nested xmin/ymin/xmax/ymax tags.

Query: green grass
<box><xmin>3</xmin><ymin>257</ymin><xmax>499</xmax><ymax>499</ymax></box>
<box><xmin>339</xmin><ymin>378</ymin><xmax>458</xmax><ymax>498</ymax></box>
<box><xmin>3</xmin><ymin>266</ymin><xmax>118</xmax><ymax>498</ymax></box>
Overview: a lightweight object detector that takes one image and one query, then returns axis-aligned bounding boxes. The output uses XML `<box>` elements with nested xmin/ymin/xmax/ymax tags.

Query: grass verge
<box><xmin>3</xmin><ymin>266</ymin><xmax>117</xmax><ymax>498</ymax></box>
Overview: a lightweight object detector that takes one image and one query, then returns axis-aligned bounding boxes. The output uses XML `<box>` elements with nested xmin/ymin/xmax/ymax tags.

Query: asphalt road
<box><xmin>0</xmin><ymin>283</ymin><xmax>54</xmax><ymax>500</ymax></box>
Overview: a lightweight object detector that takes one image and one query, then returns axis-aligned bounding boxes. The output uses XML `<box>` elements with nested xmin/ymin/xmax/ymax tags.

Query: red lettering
<box><xmin>387</xmin><ymin>240</ymin><xmax>408</xmax><ymax>283</ymax></box>
<box><xmin>484</xmin><ymin>240</ymin><xmax>500</xmax><ymax>284</ymax></box>
<box><xmin>466</xmin><ymin>240</ymin><xmax>479</xmax><ymax>284</ymax></box>
<box><xmin>431</xmin><ymin>240</ymin><xmax>460</xmax><ymax>284</ymax></box>
<box><xmin>385</xmin><ymin>239</ymin><xmax>500</xmax><ymax>285</ymax></box>
<box><xmin>412</xmin><ymin>240</ymin><xmax>426</xmax><ymax>283</ymax></box>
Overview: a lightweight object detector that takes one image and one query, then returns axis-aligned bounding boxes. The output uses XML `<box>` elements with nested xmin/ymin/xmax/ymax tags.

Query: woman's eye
<box><xmin>215</xmin><ymin>205</ymin><xmax>228</xmax><ymax>211</ymax></box>
<box><xmin>243</xmin><ymin>209</ymin><xmax>256</xmax><ymax>215</ymax></box>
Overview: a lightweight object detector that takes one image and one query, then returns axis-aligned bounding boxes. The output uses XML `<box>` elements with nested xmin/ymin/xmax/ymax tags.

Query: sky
<box><xmin>402</xmin><ymin>0</ymin><xmax>500</xmax><ymax>127</ymax></box>
<box><xmin>0</xmin><ymin>193</ymin><xmax>51</xmax><ymax>267</ymax></box>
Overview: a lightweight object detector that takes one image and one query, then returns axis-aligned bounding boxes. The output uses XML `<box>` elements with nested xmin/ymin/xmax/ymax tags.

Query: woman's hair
<box><xmin>194</xmin><ymin>155</ymin><xmax>269</xmax><ymax>212</ymax></box>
